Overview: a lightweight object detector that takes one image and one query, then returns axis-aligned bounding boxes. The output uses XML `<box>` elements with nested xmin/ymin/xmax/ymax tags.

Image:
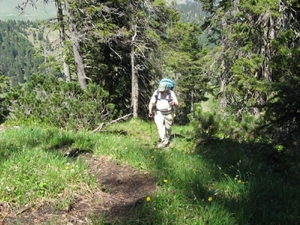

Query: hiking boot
<box><xmin>157</xmin><ymin>142</ymin><xmax>166</xmax><ymax>148</ymax></box>
<box><xmin>162</xmin><ymin>139</ymin><xmax>170</xmax><ymax>146</ymax></box>
<box><xmin>157</xmin><ymin>141</ymin><xmax>169</xmax><ymax>149</ymax></box>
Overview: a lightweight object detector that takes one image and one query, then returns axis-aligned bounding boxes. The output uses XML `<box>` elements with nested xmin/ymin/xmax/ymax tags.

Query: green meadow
<box><xmin>0</xmin><ymin>119</ymin><xmax>299</xmax><ymax>224</ymax></box>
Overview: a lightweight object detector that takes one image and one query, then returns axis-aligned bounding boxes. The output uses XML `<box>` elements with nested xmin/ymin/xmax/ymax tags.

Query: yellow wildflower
<box><xmin>208</xmin><ymin>197</ymin><xmax>213</xmax><ymax>202</ymax></box>
<box><xmin>163</xmin><ymin>179</ymin><xmax>168</xmax><ymax>183</ymax></box>
<box><xmin>146</xmin><ymin>196</ymin><xmax>151</xmax><ymax>202</ymax></box>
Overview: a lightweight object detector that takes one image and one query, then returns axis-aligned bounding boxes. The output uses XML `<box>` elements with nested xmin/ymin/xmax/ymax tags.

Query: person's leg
<box><xmin>163</xmin><ymin>114</ymin><xmax>173</xmax><ymax>145</ymax></box>
<box><xmin>154</xmin><ymin>111</ymin><xmax>165</xmax><ymax>143</ymax></box>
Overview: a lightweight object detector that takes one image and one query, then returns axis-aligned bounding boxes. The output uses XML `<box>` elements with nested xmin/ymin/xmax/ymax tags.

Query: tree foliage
<box><xmin>56</xmin><ymin>0</ymin><xmax>183</xmax><ymax>117</ymax></box>
<box><xmin>197</xmin><ymin>0</ymin><xmax>300</xmax><ymax>145</ymax></box>
<box><xmin>8</xmin><ymin>0</ymin><xmax>187</xmax><ymax>120</ymax></box>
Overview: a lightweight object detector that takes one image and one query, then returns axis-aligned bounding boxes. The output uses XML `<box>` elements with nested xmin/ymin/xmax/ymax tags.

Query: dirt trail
<box><xmin>1</xmin><ymin>155</ymin><xmax>157</xmax><ymax>225</ymax></box>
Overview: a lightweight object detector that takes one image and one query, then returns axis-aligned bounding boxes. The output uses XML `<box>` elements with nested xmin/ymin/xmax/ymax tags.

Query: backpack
<box><xmin>159</xmin><ymin>78</ymin><xmax>175</xmax><ymax>90</ymax></box>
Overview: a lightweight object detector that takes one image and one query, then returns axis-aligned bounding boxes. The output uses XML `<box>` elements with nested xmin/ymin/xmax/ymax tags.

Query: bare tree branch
<box><xmin>92</xmin><ymin>113</ymin><xmax>133</xmax><ymax>132</ymax></box>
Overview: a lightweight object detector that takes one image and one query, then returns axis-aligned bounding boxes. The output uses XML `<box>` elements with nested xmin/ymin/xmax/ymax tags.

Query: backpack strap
<box><xmin>154</xmin><ymin>90</ymin><xmax>172</xmax><ymax>103</ymax></box>
<box><xmin>154</xmin><ymin>90</ymin><xmax>159</xmax><ymax>103</ymax></box>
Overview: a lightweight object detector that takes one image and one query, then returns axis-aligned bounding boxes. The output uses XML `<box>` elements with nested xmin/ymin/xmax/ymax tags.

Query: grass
<box><xmin>0</xmin><ymin>126</ymin><xmax>96</xmax><ymax>209</ymax></box>
<box><xmin>1</xmin><ymin>119</ymin><xmax>300</xmax><ymax>224</ymax></box>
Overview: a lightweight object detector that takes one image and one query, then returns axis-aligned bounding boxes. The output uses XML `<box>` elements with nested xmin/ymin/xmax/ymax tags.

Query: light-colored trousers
<box><xmin>154</xmin><ymin>111</ymin><xmax>173</xmax><ymax>143</ymax></box>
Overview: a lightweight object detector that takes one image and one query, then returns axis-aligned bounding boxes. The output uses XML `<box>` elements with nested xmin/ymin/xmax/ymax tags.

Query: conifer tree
<box><xmin>17</xmin><ymin>0</ymin><xmax>219</xmax><ymax>122</ymax></box>
<box><xmin>200</xmin><ymin>0</ymin><xmax>300</xmax><ymax>141</ymax></box>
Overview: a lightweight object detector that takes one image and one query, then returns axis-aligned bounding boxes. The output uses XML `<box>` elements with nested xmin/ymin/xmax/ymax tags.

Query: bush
<box><xmin>5</xmin><ymin>75</ymin><xmax>115</xmax><ymax>130</ymax></box>
<box><xmin>188</xmin><ymin>102</ymin><xmax>220</xmax><ymax>140</ymax></box>
<box><xmin>188</xmin><ymin>97</ymin><xmax>259</xmax><ymax>142</ymax></box>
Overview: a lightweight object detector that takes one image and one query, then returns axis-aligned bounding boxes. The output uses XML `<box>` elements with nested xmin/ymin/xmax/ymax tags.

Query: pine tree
<box><xmin>200</xmin><ymin>0</ymin><xmax>300</xmax><ymax>142</ymax></box>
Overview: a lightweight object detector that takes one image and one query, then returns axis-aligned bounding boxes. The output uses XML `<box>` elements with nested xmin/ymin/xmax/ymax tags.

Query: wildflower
<box><xmin>146</xmin><ymin>196</ymin><xmax>151</xmax><ymax>202</ymax></box>
<box><xmin>208</xmin><ymin>196</ymin><xmax>213</xmax><ymax>202</ymax></box>
<box><xmin>163</xmin><ymin>179</ymin><xmax>168</xmax><ymax>183</ymax></box>
<box><xmin>151</xmin><ymin>156</ymin><xmax>154</xmax><ymax>159</ymax></box>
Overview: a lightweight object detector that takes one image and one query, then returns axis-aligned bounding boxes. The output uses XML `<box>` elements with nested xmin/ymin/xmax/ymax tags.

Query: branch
<box><xmin>132</xmin><ymin>24</ymin><xmax>137</xmax><ymax>41</ymax></box>
<box><xmin>108</xmin><ymin>44</ymin><xmax>122</xmax><ymax>60</ymax></box>
<box><xmin>92</xmin><ymin>113</ymin><xmax>133</xmax><ymax>132</ymax></box>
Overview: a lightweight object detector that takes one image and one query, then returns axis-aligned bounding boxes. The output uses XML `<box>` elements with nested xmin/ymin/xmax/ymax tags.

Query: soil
<box><xmin>0</xmin><ymin>152</ymin><xmax>157</xmax><ymax>225</ymax></box>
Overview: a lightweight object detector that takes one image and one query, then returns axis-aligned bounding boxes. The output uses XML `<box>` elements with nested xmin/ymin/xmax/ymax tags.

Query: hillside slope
<box><xmin>0</xmin><ymin>0</ymin><xmax>56</xmax><ymax>21</ymax></box>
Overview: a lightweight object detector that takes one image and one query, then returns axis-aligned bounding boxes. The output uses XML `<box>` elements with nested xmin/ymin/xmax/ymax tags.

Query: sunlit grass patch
<box><xmin>0</xmin><ymin>136</ymin><xmax>96</xmax><ymax>206</ymax></box>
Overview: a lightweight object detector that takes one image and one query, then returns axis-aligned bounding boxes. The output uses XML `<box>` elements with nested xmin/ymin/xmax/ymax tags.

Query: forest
<box><xmin>0</xmin><ymin>0</ymin><xmax>299</xmax><ymax>224</ymax></box>
<box><xmin>0</xmin><ymin>0</ymin><xmax>298</xmax><ymax>146</ymax></box>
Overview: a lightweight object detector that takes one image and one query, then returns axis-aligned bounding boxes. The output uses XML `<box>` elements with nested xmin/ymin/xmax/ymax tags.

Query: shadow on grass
<box><xmin>192</xmin><ymin>139</ymin><xmax>300</xmax><ymax>224</ymax></box>
<box><xmin>0</xmin><ymin>141</ymin><xmax>22</xmax><ymax>163</ymax></box>
<box><xmin>110</xmin><ymin>137</ymin><xmax>300</xmax><ymax>224</ymax></box>
<box><xmin>100</xmin><ymin>129</ymin><xmax>129</xmax><ymax>136</ymax></box>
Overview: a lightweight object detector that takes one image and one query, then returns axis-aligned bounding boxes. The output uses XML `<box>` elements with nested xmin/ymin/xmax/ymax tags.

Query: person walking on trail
<box><xmin>148</xmin><ymin>81</ymin><xmax>179</xmax><ymax>148</ymax></box>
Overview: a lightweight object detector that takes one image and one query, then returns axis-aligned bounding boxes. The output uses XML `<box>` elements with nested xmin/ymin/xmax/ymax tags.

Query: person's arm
<box><xmin>148</xmin><ymin>93</ymin><xmax>156</xmax><ymax>118</ymax></box>
<box><xmin>170</xmin><ymin>100</ymin><xmax>178</xmax><ymax>108</ymax></box>
<box><xmin>170</xmin><ymin>91</ymin><xmax>179</xmax><ymax>108</ymax></box>
<box><xmin>148</xmin><ymin>102</ymin><xmax>155</xmax><ymax>118</ymax></box>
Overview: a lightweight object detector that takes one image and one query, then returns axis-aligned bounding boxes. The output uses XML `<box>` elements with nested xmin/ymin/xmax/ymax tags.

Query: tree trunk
<box><xmin>63</xmin><ymin>56</ymin><xmax>71</xmax><ymax>82</ymax></box>
<box><xmin>55</xmin><ymin>0</ymin><xmax>71</xmax><ymax>82</ymax></box>
<box><xmin>261</xmin><ymin>9</ymin><xmax>274</xmax><ymax>82</ymax></box>
<box><xmin>131</xmin><ymin>24</ymin><xmax>138</xmax><ymax>118</ymax></box>
<box><xmin>64</xmin><ymin>0</ymin><xmax>87</xmax><ymax>89</ymax></box>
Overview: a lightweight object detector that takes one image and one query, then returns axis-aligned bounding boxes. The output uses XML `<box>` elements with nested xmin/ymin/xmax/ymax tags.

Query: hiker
<box><xmin>148</xmin><ymin>80</ymin><xmax>179</xmax><ymax>148</ymax></box>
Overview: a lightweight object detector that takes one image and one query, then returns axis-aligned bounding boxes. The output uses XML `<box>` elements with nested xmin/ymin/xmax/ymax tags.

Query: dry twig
<box><xmin>92</xmin><ymin>113</ymin><xmax>133</xmax><ymax>132</ymax></box>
